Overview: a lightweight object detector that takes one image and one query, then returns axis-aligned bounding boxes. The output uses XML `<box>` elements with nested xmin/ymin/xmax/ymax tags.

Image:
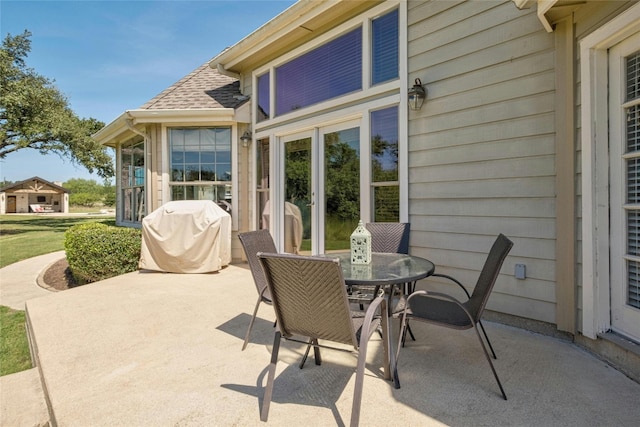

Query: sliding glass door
<box><xmin>280</xmin><ymin>121</ymin><xmax>360</xmax><ymax>255</ymax></box>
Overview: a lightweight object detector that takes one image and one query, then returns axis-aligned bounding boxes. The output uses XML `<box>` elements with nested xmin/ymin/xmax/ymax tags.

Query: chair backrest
<box><xmin>467</xmin><ymin>234</ymin><xmax>514</xmax><ymax>321</ymax></box>
<box><xmin>365</xmin><ymin>222</ymin><xmax>410</xmax><ymax>254</ymax></box>
<box><xmin>238</xmin><ymin>230</ymin><xmax>277</xmax><ymax>300</ymax></box>
<box><xmin>258</xmin><ymin>252</ymin><xmax>358</xmax><ymax>349</ymax></box>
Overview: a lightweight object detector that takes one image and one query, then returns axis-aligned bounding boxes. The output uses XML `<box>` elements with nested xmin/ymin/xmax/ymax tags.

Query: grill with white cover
<box><xmin>139</xmin><ymin>200</ymin><xmax>231</xmax><ymax>273</ymax></box>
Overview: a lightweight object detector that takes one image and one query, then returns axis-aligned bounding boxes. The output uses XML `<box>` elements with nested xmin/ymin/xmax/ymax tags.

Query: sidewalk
<box><xmin>0</xmin><ymin>251</ymin><xmax>64</xmax><ymax>427</ymax></box>
<box><xmin>2</xmin><ymin>253</ymin><xmax>640</xmax><ymax>426</ymax></box>
<box><xmin>0</xmin><ymin>251</ymin><xmax>65</xmax><ymax>310</ymax></box>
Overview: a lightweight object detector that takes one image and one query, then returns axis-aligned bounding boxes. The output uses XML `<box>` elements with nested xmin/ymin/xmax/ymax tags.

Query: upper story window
<box><xmin>371</xmin><ymin>8</ymin><xmax>399</xmax><ymax>85</ymax></box>
<box><xmin>257</xmin><ymin>72</ymin><xmax>270</xmax><ymax>123</ymax></box>
<box><xmin>275</xmin><ymin>27</ymin><xmax>362</xmax><ymax>116</ymax></box>
<box><xmin>258</xmin><ymin>7</ymin><xmax>399</xmax><ymax>121</ymax></box>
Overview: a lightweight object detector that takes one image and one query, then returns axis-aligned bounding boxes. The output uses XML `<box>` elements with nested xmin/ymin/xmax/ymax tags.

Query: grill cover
<box><xmin>139</xmin><ymin>200</ymin><xmax>231</xmax><ymax>273</ymax></box>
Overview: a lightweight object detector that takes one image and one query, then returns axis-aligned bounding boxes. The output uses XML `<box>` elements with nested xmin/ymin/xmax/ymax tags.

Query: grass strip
<box><xmin>0</xmin><ymin>306</ymin><xmax>32</xmax><ymax>376</ymax></box>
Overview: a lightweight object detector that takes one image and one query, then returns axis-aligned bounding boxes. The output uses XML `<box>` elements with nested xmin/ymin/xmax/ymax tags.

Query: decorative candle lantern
<box><xmin>350</xmin><ymin>220</ymin><xmax>371</xmax><ymax>265</ymax></box>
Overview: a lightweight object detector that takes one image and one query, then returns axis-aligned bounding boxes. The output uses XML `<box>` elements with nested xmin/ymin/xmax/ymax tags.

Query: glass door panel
<box><xmin>323</xmin><ymin>127</ymin><xmax>360</xmax><ymax>251</ymax></box>
<box><xmin>610</xmin><ymin>32</ymin><xmax>640</xmax><ymax>342</ymax></box>
<box><xmin>284</xmin><ymin>137</ymin><xmax>312</xmax><ymax>254</ymax></box>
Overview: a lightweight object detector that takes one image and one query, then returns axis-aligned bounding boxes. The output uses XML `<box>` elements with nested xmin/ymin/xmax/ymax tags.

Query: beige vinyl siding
<box><xmin>407</xmin><ymin>0</ymin><xmax>556</xmax><ymax>322</ymax></box>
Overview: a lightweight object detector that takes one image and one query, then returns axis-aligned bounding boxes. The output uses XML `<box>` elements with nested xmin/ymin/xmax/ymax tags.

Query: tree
<box><xmin>63</xmin><ymin>178</ymin><xmax>115</xmax><ymax>207</ymax></box>
<box><xmin>0</xmin><ymin>31</ymin><xmax>114</xmax><ymax>178</ymax></box>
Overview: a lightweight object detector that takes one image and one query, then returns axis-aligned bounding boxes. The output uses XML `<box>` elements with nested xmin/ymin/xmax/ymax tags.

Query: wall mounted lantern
<box><xmin>240</xmin><ymin>130</ymin><xmax>252</xmax><ymax>148</ymax></box>
<box><xmin>408</xmin><ymin>78</ymin><xmax>426</xmax><ymax>110</ymax></box>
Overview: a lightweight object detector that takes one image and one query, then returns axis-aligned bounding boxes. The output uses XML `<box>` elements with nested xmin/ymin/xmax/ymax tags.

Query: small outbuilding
<box><xmin>0</xmin><ymin>176</ymin><xmax>69</xmax><ymax>214</ymax></box>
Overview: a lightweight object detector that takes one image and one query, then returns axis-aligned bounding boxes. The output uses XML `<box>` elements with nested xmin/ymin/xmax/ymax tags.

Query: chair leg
<box><xmin>261</xmin><ymin>331</ymin><xmax>281</xmax><ymax>421</ymax></box>
<box><xmin>478</xmin><ymin>320</ymin><xmax>497</xmax><ymax>359</ymax></box>
<box><xmin>400</xmin><ymin>318</ymin><xmax>415</xmax><ymax>347</ymax></box>
<box><xmin>312</xmin><ymin>338</ymin><xmax>322</xmax><ymax>365</ymax></box>
<box><xmin>299</xmin><ymin>338</ymin><xmax>320</xmax><ymax>369</ymax></box>
<box><xmin>350</xmin><ymin>340</ymin><xmax>368</xmax><ymax>427</ymax></box>
<box><xmin>394</xmin><ymin>311</ymin><xmax>409</xmax><ymax>389</ymax></box>
<box><xmin>473</xmin><ymin>324</ymin><xmax>507</xmax><ymax>400</ymax></box>
<box><xmin>242</xmin><ymin>296</ymin><xmax>262</xmax><ymax>351</ymax></box>
<box><xmin>402</xmin><ymin>322</ymin><xmax>416</xmax><ymax>345</ymax></box>
<box><xmin>300</xmin><ymin>339</ymin><xmax>311</xmax><ymax>369</ymax></box>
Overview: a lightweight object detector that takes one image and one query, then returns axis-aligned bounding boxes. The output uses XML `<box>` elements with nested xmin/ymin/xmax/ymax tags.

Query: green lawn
<box><xmin>0</xmin><ymin>214</ymin><xmax>115</xmax><ymax>376</ymax></box>
<box><xmin>0</xmin><ymin>214</ymin><xmax>115</xmax><ymax>268</ymax></box>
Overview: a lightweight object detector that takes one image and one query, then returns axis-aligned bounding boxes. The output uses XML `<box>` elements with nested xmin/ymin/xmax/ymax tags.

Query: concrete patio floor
<box><xmin>9</xmin><ymin>263</ymin><xmax>640</xmax><ymax>426</ymax></box>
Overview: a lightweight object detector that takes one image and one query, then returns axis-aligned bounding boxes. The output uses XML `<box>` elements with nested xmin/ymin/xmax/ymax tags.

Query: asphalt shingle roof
<box><xmin>140</xmin><ymin>61</ymin><xmax>246</xmax><ymax>110</ymax></box>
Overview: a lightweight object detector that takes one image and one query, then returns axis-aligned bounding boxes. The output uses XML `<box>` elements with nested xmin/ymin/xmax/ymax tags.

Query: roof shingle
<box><xmin>140</xmin><ymin>61</ymin><xmax>246</xmax><ymax>110</ymax></box>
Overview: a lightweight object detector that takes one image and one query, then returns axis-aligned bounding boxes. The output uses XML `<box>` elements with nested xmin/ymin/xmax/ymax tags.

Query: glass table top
<box><xmin>319</xmin><ymin>252</ymin><xmax>435</xmax><ymax>285</ymax></box>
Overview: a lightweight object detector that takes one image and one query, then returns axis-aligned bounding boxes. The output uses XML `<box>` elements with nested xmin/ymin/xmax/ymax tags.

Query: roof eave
<box><xmin>92</xmin><ymin>112</ymin><xmax>130</xmax><ymax>147</ymax></box>
<box><xmin>209</xmin><ymin>0</ymin><xmax>335</xmax><ymax>72</ymax></box>
<box><xmin>127</xmin><ymin>108</ymin><xmax>237</xmax><ymax>123</ymax></box>
<box><xmin>93</xmin><ymin>108</ymin><xmax>238</xmax><ymax>147</ymax></box>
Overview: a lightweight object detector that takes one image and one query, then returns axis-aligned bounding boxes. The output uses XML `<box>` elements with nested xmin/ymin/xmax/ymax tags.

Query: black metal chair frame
<box><xmin>394</xmin><ymin>233</ymin><xmax>513</xmax><ymax>400</ymax></box>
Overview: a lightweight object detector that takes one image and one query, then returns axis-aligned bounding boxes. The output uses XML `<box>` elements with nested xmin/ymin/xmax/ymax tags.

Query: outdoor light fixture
<box><xmin>408</xmin><ymin>78</ymin><xmax>426</xmax><ymax>110</ymax></box>
<box><xmin>240</xmin><ymin>130</ymin><xmax>252</xmax><ymax>148</ymax></box>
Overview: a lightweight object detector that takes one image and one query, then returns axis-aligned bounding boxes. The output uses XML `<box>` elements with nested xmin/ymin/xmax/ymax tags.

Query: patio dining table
<box><xmin>319</xmin><ymin>252</ymin><xmax>435</xmax><ymax>388</ymax></box>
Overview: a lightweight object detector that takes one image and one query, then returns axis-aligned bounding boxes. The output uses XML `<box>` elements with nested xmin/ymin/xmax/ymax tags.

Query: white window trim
<box><xmin>117</xmin><ymin>138</ymin><xmax>146</xmax><ymax>228</ymax></box>
<box><xmin>253</xmin><ymin>1</ymin><xmax>402</xmax><ymax>130</ymax></box>
<box><xmin>161</xmin><ymin>123</ymin><xmax>240</xmax><ymax>231</ymax></box>
<box><xmin>252</xmin><ymin>1</ymin><xmax>408</xmax><ymax>237</ymax></box>
<box><xmin>580</xmin><ymin>2</ymin><xmax>640</xmax><ymax>339</ymax></box>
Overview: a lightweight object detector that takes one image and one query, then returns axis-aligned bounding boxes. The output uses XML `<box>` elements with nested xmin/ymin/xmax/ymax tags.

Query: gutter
<box><xmin>512</xmin><ymin>0</ymin><xmax>559</xmax><ymax>33</ymax></box>
<box><xmin>125</xmin><ymin>112</ymin><xmax>148</xmax><ymax>140</ymax></box>
<box><xmin>216</xmin><ymin>63</ymin><xmax>240</xmax><ymax>80</ymax></box>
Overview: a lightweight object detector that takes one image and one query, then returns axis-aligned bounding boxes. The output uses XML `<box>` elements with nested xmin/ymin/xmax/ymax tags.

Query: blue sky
<box><xmin>0</xmin><ymin>0</ymin><xmax>296</xmax><ymax>184</ymax></box>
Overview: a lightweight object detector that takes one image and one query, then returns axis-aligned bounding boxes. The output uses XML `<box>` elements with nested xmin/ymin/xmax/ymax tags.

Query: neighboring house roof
<box><xmin>141</xmin><ymin>61</ymin><xmax>247</xmax><ymax>110</ymax></box>
<box><xmin>0</xmin><ymin>176</ymin><xmax>68</xmax><ymax>193</ymax></box>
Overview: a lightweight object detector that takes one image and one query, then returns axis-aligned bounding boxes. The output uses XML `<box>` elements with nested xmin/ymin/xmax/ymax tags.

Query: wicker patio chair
<box><xmin>257</xmin><ymin>252</ymin><xmax>388</xmax><ymax>427</ymax></box>
<box><xmin>238</xmin><ymin>230</ymin><xmax>278</xmax><ymax>351</ymax></box>
<box><xmin>365</xmin><ymin>222</ymin><xmax>410</xmax><ymax>254</ymax></box>
<box><xmin>394</xmin><ymin>233</ymin><xmax>513</xmax><ymax>399</ymax></box>
<box><xmin>348</xmin><ymin>223</ymin><xmax>411</xmax><ymax>304</ymax></box>
<box><xmin>348</xmin><ymin>223</ymin><xmax>416</xmax><ymax>340</ymax></box>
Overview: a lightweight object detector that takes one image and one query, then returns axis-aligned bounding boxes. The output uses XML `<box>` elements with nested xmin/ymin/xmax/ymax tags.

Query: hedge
<box><xmin>64</xmin><ymin>223</ymin><xmax>141</xmax><ymax>285</ymax></box>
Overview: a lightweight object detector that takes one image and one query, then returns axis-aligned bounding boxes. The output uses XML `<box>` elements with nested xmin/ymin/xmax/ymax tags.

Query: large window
<box><xmin>259</xmin><ymin>8</ymin><xmax>399</xmax><ymax>121</ymax></box>
<box><xmin>275</xmin><ymin>27</ymin><xmax>362</xmax><ymax>116</ymax></box>
<box><xmin>120</xmin><ymin>140</ymin><xmax>145</xmax><ymax>223</ymax></box>
<box><xmin>169</xmin><ymin>127</ymin><xmax>232</xmax><ymax>210</ymax></box>
<box><xmin>371</xmin><ymin>8</ymin><xmax>399</xmax><ymax>85</ymax></box>
<box><xmin>371</xmin><ymin>106</ymin><xmax>399</xmax><ymax>222</ymax></box>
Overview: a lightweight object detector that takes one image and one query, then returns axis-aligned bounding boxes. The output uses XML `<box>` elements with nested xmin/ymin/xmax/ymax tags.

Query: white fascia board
<box><xmin>93</xmin><ymin>108</ymin><xmax>238</xmax><ymax>146</ymax></box>
<box><xmin>126</xmin><ymin>108</ymin><xmax>237</xmax><ymax>124</ymax></box>
<box><xmin>209</xmin><ymin>0</ymin><xmax>336</xmax><ymax>71</ymax></box>
<box><xmin>92</xmin><ymin>112</ymin><xmax>130</xmax><ymax>145</ymax></box>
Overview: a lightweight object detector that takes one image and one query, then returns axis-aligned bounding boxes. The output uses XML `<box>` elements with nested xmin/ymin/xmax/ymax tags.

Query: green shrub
<box><xmin>64</xmin><ymin>223</ymin><xmax>141</xmax><ymax>285</ymax></box>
